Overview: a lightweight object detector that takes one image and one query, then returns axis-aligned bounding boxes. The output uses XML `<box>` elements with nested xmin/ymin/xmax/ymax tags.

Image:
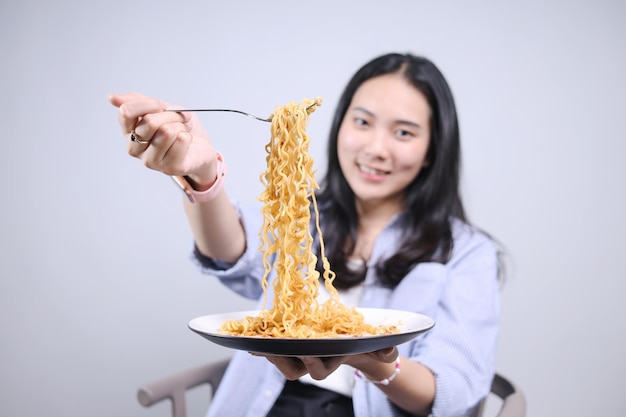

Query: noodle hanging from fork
<box><xmin>219</xmin><ymin>98</ymin><xmax>397</xmax><ymax>338</ymax></box>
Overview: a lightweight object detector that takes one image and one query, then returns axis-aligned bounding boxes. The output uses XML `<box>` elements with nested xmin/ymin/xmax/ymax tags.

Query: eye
<box><xmin>354</xmin><ymin>117</ymin><xmax>369</xmax><ymax>128</ymax></box>
<box><xmin>395</xmin><ymin>129</ymin><xmax>415</xmax><ymax>140</ymax></box>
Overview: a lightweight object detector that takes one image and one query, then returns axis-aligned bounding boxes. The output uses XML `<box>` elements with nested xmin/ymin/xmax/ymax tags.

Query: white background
<box><xmin>1</xmin><ymin>1</ymin><xmax>625</xmax><ymax>416</ymax></box>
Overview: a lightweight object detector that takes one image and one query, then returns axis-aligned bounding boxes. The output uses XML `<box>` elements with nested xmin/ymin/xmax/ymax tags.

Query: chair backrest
<box><xmin>137</xmin><ymin>360</ymin><xmax>525</xmax><ymax>417</ymax></box>
<box><xmin>476</xmin><ymin>373</ymin><xmax>527</xmax><ymax>417</ymax></box>
<box><xmin>137</xmin><ymin>358</ymin><xmax>230</xmax><ymax>417</ymax></box>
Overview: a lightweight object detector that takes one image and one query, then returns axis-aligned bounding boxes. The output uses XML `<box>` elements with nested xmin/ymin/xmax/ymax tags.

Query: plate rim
<box><xmin>187</xmin><ymin>307</ymin><xmax>435</xmax><ymax>356</ymax></box>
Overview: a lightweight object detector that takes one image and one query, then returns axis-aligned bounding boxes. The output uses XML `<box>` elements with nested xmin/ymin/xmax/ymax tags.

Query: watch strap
<box><xmin>172</xmin><ymin>152</ymin><xmax>227</xmax><ymax>203</ymax></box>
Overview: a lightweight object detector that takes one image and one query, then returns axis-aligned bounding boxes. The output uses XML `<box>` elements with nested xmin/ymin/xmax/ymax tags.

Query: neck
<box><xmin>351</xmin><ymin>200</ymin><xmax>402</xmax><ymax>262</ymax></box>
<box><xmin>356</xmin><ymin>197</ymin><xmax>403</xmax><ymax>235</ymax></box>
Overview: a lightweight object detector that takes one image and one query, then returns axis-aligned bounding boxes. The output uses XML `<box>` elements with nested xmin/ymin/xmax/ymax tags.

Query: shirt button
<box><xmin>263</xmin><ymin>390</ymin><xmax>272</xmax><ymax>398</ymax></box>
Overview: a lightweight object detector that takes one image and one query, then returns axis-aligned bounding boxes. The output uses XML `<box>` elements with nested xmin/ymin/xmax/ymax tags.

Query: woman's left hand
<box><xmin>254</xmin><ymin>347</ymin><xmax>399</xmax><ymax>381</ymax></box>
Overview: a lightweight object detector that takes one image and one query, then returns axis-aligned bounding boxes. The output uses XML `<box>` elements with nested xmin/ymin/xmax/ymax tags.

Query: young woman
<box><xmin>109</xmin><ymin>53</ymin><xmax>501</xmax><ymax>417</ymax></box>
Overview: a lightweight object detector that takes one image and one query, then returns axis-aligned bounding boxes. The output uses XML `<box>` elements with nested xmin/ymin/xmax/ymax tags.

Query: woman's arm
<box><xmin>182</xmin><ymin>189</ymin><xmax>245</xmax><ymax>263</ymax></box>
<box><xmin>347</xmin><ymin>353</ymin><xmax>435</xmax><ymax>416</ymax></box>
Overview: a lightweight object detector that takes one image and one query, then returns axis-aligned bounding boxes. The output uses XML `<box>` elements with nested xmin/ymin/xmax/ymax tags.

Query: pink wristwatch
<box><xmin>171</xmin><ymin>152</ymin><xmax>227</xmax><ymax>203</ymax></box>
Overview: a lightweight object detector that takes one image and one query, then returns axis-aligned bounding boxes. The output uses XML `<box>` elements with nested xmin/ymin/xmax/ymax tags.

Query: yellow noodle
<box><xmin>219</xmin><ymin>98</ymin><xmax>398</xmax><ymax>338</ymax></box>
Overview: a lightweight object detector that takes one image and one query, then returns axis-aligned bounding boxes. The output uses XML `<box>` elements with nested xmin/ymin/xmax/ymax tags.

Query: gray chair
<box><xmin>137</xmin><ymin>358</ymin><xmax>526</xmax><ymax>417</ymax></box>
<box><xmin>474</xmin><ymin>373</ymin><xmax>527</xmax><ymax>417</ymax></box>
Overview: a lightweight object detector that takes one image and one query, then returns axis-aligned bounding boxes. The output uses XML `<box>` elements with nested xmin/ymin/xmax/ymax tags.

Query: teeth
<box><xmin>359</xmin><ymin>164</ymin><xmax>385</xmax><ymax>175</ymax></box>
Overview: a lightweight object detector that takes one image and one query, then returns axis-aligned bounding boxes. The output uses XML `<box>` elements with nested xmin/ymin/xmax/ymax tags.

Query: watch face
<box><xmin>171</xmin><ymin>176</ymin><xmax>195</xmax><ymax>202</ymax></box>
<box><xmin>171</xmin><ymin>175</ymin><xmax>189</xmax><ymax>191</ymax></box>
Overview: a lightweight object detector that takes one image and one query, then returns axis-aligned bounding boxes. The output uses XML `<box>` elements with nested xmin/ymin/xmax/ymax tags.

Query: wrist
<box><xmin>354</xmin><ymin>358</ymin><xmax>401</xmax><ymax>386</ymax></box>
<box><xmin>185</xmin><ymin>158</ymin><xmax>220</xmax><ymax>191</ymax></box>
<box><xmin>183</xmin><ymin>173</ymin><xmax>215</xmax><ymax>192</ymax></box>
<box><xmin>172</xmin><ymin>152</ymin><xmax>227</xmax><ymax>203</ymax></box>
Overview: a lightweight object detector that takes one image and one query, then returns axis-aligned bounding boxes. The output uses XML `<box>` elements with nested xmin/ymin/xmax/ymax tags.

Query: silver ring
<box><xmin>130</xmin><ymin>130</ymin><xmax>149</xmax><ymax>145</ymax></box>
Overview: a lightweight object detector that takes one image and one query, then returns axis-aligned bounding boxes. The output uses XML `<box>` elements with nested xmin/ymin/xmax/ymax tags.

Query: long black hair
<box><xmin>316</xmin><ymin>53</ymin><xmax>466</xmax><ymax>289</ymax></box>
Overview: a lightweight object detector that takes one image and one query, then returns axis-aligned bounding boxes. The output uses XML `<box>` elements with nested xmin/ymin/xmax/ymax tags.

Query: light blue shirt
<box><xmin>193</xmin><ymin>202</ymin><xmax>500</xmax><ymax>417</ymax></box>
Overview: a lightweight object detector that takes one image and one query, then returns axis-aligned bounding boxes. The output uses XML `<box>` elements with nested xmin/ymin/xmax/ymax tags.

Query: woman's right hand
<box><xmin>108</xmin><ymin>92</ymin><xmax>219</xmax><ymax>187</ymax></box>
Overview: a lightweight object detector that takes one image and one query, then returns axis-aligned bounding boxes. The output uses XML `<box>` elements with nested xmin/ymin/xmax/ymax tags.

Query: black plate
<box><xmin>188</xmin><ymin>308</ymin><xmax>434</xmax><ymax>356</ymax></box>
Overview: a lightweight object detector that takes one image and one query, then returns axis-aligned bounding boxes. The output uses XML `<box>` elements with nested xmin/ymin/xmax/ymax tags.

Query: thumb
<box><xmin>107</xmin><ymin>92</ymin><xmax>158</xmax><ymax>108</ymax></box>
<box><xmin>373</xmin><ymin>347</ymin><xmax>398</xmax><ymax>363</ymax></box>
<box><xmin>107</xmin><ymin>93</ymin><xmax>127</xmax><ymax>108</ymax></box>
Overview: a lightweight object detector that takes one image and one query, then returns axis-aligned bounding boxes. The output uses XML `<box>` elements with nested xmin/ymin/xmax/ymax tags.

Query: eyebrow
<box><xmin>350</xmin><ymin>106</ymin><xmax>423</xmax><ymax>130</ymax></box>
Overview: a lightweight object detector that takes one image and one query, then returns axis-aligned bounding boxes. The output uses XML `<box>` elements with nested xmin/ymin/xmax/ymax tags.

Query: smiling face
<box><xmin>337</xmin><ymin>73</ymin><xmax>432</xmax><ymax>214</ymax></box>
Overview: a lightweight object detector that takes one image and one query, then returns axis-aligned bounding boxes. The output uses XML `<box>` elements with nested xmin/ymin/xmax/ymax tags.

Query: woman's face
<box><xmin>337</xmin><ymin>73</ymin><xmax>432</xmax><ymax>212</ymax></box>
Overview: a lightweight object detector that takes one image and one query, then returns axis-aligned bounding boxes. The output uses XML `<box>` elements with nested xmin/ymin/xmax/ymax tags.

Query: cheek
<box><xmin>337</xmin><ymin>119</ymin><xmax>366</xmax><ymax>148</ymax></box>
<box><xmin>395</xmin><ymin>145</ymin><xmax>429</xmax><ymax>175</ymax></box>
<box><xmin>336</xmin><ymin>128</ymin><xmax>355</xmax><ymax>165</ymax></box>
<box><xmin>337</xmin><ymin>125</ymin><xmax>352</xmax><ymax>150</ymax></box>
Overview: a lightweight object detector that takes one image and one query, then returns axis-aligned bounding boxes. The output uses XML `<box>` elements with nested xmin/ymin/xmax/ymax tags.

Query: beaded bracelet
<box><xmin>354</xmin><ymin>358</ymin><xmax>401</xmax><ymax>386</ymax></box>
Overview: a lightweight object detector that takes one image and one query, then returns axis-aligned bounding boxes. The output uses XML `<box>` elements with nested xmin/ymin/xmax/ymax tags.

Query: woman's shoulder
<box><xmin>449</xmin><ymin>218</ymin><xmax>499</xmax><ymax>265</ymax></box>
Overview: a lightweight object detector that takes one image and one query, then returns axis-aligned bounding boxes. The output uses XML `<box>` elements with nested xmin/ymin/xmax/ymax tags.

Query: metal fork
<box><xmin>166</xmin><ymin>108</ymin><xmax>272</xmax><ymax>122</ymax></box>
<box><xmin>166</xmin><ymin>102</ymin><xmax>320</xmax><ymax>123</ymax></box>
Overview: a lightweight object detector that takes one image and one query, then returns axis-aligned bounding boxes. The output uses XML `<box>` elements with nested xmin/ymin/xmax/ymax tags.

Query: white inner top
<box><xmin>298</xmin><ymin>282</ymin><xmax>365</xmax><ymax>397</ymax></box>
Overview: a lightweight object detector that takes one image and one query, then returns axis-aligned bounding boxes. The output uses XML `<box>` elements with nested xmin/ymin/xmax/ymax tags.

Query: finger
<box><xmin>126</xmin><ymin>129</ymin><xmax>153</xmax><ymax>155</ymax></box>
<box><xmin>109</xmin><ymin>93</ymin><xmax>194</xmax><ymax>138</ymax></box>
<box><xmin>120</xmin><ymin>101</ymin><xmax>168</xmax><ymax>134</ymax></box>
<box><xmin>298</xmin><ymin>356</ymin><xmax>344</xmax><ymax>380</ymax></box>
<box><xmin>264</xmin><ymin>356</ymin><xmax>307</xmax><ymax>380</ymax></box>
<box><xmin>129</xmin><ymin>119</ymin><xmax>186</xmax><ymax>159</ymax></box>
<box><xmin>139</xmin><ymin>127</ymin><xmax>193</xmax><ymax>173</ymax></box>
<box><xmin>133</xmin><ymin>111</ymin><xmax>188</xmax><ymax>143</ymax></box>
<box><xmin>108</xmin><ymin>92</ymin><xmax>144</xmax><ymax>108</ymax></box>
<box><xmin>126</xmin><ymin>122</ymin><xmax>157</xmax><ymax>155</ymax></box>
<box><xmin>158</xmin><ymin>130</ymin><xmax>195</xmax><ymax>174</ymax></box>
<box><xmin>125</xmin><ymin>110</ymin><xmax>190</xmax><ymax>159</ymax></box>
<box><xmin>164</xmin><ymin>105</ymin><xmax>194</xmax><ymax>124</ymax></box>
<box><xmin>370</xmin><ymin>347</ymin><xmax>399</xmax><ymax>363</ymax></box>
<box><xmin>109</xmin><ymin>93</ymin><xmax>168</xmax><ymax>133</ymax></box>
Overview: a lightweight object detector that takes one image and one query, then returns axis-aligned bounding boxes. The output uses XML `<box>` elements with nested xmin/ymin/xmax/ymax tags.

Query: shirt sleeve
<box><xmin>189</xmin><ymin>201</ymin><xmax>270</xmax><ymax>301</ymax></box>
<box><xmin>414</xmin><ymin>226</ymin><xmax>500</xmax><ymax>417</ymax></box>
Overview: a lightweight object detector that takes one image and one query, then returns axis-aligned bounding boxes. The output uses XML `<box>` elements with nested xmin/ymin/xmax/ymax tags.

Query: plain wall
<box><xmin>1</xmin><ymin>0</ymin><xmax>625</xmax><ymax>416</ymax></box>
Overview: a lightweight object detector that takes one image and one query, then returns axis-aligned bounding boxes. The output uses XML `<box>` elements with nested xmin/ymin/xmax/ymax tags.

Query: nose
<box><xmin>363</xmin><ymin>128</ymin><xmax>389</xmax><ymax>159</ymax></box>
